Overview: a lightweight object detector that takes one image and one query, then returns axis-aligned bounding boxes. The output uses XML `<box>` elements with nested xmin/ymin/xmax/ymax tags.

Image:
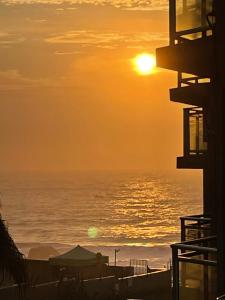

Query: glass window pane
<box><xmin>176</xmin><ymin>0</ymin><xmax>213</xmax><ymax>32</ymax></box>
<box><xmin>179</xmin><ymin>260</ymin><xmax>217</xmax><ymax>300</ymax></box>
<box><xmin>184</xmin><ymin>107</ymin><xmax>207</xmax><ymax>155</ymax></box>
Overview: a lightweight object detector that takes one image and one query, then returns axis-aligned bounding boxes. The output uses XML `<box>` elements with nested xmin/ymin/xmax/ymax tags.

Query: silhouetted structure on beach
<box><xmin>157</xmin><ymin>0</ymin><xmax>225</xmax><ymax>299</ymax></box>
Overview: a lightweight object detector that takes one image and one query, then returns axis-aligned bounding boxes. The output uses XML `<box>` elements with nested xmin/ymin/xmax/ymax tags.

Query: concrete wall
<box><xmin>26</xmin><ymin>259</ymin><xmax>134</xmax><ymax>282</ymax></box>
<box><xmin>105</xmin><ymin>266</ymin><xmax>134</xmax><ymax>278</ymax></box>
<box><xmin>82</xmin><ymin>276</ymin><xmax>116</xmax><ymax>299</ymax></box>
<box><xmin>118</xmin><ymin>269</ymin><xmax>171</xmax><ymax>298</ymax></box>
<box><xmin>0</xmin><ymin>269</ymin><xmax>171</xmax><ymax>300</ymax></box>
<box><xmin>0</xmin><ymin>271</ymin><xmax>14</xmax><ymax>287</ymax></box>
<box><xmin>0</xmin><ymin>259</ymin><xmax>59</xmax><ymax>288</ymax></box>
<box><xmin>0</xmin><ymin>276</ymin><xmax>116</xmax><ymax>300</ymax></box>
<box><xmin>27</xmin><ymin>259</ymin><xmax>59</xmax><ymax>284</ymax></box>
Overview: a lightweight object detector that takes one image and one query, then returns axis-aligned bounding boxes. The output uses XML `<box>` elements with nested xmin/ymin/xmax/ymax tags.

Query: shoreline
<box><xmin>17</xmin><ymin>242</ymin><xmax>171</xmax><ymax>268</ymax></box>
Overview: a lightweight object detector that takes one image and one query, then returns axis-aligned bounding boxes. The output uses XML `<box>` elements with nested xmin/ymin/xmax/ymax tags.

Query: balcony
<box><xmin>156</xmin><ymin>0</ymin><xmax>214</xmax><ymax>76</ymax></box>
<box><xmin>169</xmin><ymin>0</ymin><xmax>214</xmax><ymax>44</ymax></box>
<box><xmin>170</xmin><ymin>74</ymin><xmax>212</xmax><ymax>106</ymax></box>
<box><xmin>171</xmin><ymin>236</ymin><xmax>217</xmax><ymax>300</ymax></box>
<box><xmin>180</xmin><ymin>214</ymin><xmax>212</xmax><ymax>242</ymax></box>
<box><xmin>177</xmin><ymin>107</ymin><xmax>207</xmax><ymax>169</ymax></box>
<box><xmin>171</xmin><ymin>214</ymin><xmax>216</xmax><ymax>300</ymax></box>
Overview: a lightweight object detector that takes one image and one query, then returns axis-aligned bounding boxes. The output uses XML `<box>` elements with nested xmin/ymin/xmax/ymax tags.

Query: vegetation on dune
<box><xmin>0</xmin><ymin>216</ymin><xmax>26</xmax><ymax>285</ymax></box>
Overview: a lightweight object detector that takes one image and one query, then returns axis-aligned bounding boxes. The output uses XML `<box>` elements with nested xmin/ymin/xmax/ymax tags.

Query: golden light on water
<box><xmin>133</xmin><ymin>53</ymin><xmax>156</xmax><ymax>75</ymax></box>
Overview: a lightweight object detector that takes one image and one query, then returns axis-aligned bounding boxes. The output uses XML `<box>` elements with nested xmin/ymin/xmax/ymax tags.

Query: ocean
<box><xmin>0</xmin><ymin>170</ymin><xmax>202</xmax><ymax>268</ymax></box>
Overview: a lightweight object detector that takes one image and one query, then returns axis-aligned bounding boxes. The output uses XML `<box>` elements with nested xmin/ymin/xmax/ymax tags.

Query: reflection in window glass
<box><xmin>176</xmin><ymin>0</ymin><xmax>213</xmax><ymax>32</ymax></box>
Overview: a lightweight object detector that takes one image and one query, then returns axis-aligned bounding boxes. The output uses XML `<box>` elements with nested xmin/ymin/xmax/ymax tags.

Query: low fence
<box><xmin>130</xmin><ymin>259</ymin><xmax>148</xmax><ymax>275</ymax></box>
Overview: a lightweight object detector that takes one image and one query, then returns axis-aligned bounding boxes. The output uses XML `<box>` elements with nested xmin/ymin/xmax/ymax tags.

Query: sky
<box><xmin>0</xmin><ymin>0</ymin><xmax>185</xmax><ymax>172</ymax></box>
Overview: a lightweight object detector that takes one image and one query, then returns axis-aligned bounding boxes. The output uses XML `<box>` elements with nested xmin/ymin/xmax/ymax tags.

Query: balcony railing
<box><xmin>177</xmin><ymin>73</ymin><xmax>210</xmax><ymax>88</ymax></box>
<box><xmin>171</xmin><ymin>235</ymin><xmax>217</xmax><ymax>300</ymax></box>
<box><xmin>169</xmin><ymin>0</ymin><xmax>214</xmax><ymax>44</ymax></box>
<box><xmin>180</xmin><ymin>214</ymin><xmax>212</xmax><ymax>242</ymax></box>
<box><xmin>183</xmin><ymin>107</ymin><xmax>207</xmax><ymax>156</ymax></box>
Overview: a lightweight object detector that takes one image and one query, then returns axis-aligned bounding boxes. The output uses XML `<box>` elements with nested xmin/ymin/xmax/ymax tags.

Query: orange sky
<box><xmin>0</xmin><ymin>1</ymin><xmax>186</xmax><ymax>172</ymax></box>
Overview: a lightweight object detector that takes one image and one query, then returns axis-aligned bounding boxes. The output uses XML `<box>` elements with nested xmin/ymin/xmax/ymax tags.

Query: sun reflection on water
<box><xmin>3</xmin><ymin>172</ymin><xmax>202</xmax><ymax>247</ymax></box>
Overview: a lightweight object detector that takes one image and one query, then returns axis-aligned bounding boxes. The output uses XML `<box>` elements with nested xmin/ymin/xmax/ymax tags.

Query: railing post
<box><xmin>196</xmin><ymin>114</ymin><xmax>200</xmax><ymax>155</ymax></box>
<box><xmin>172</xmin><ymin>246</ymin><xmax>179</xmax><ymax>300</ymax></box>
<box><xmin>183</xmin><ymin>108</ymin><xmax>190</xmax><ymax>156</ymax></box>
<box><xmin>178</xmin><ymin>71</ymin><xmax>182</xmax><ymax>88</ymax></box>
<box><xmin>204</xmin><ymin>247</ymin><xmax>209</xmax><ymax>300</ymax></box>
<box><xmin>180</xmin><ymin>218</ymin><xmax>185</xmax><ymax>242</ymax></box>
<box><xmin>169</xmin><ymin>0</ymin><xmax>176</xmax><ymax>45</ymax></box>
<box><xmin>201</xmin><ymin>0</ymin><xmax>207</xmax><ymax>37</ymax></box>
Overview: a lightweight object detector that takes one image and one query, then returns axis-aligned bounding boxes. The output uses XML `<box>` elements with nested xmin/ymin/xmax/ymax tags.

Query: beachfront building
<box><xmin>156</xmin><ymin>0</ymin><xmax>225</xmax><ymax>299</ymax></box>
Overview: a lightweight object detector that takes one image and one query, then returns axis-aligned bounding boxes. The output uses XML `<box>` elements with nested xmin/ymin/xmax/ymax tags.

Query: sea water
<box><xmin>0</xmin><ymin>170</ymin><xmax>202</xmax><ymax>268</ymax></box>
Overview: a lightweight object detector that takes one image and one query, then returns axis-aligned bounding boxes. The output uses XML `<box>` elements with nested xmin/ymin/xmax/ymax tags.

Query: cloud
<box><xmin>2</xmin><ymin>0</ymin><xmax>168</xmax><ymax>11</ymax></box>
<box><xmin>124</xmin><ymin>32</ymin><xmax>168</xmax><ymax>43</ymax></box>
<box><xmin>0</xmin><ymin>70</ymin><xmax>45</xmax><ymax>90</ymax></box>
<box><xmin>25</xmin><ymin>18</ymin><xmax>48</xmax><ymax>23</ymax></box>
<box><xmin>56</xmin><ymin>6</ymin><xmax>77</xmax><ymax>10</ymax></box>
<box><xmin>46</xmin><ymin>30</ymin><xmax>126</xmax><ymax>45</ymax></box>
<box><xmin>0</xmin><ymin>69</ymin><xmax>61</xmax><ymax>90</ymax></box>
<box><xmin>124</xmin><ymin>0</ymin><xmax>168</xmax><ymax>10</ymax></box>
<box><xmin>0</xmin><ymin>69</ymin><xmax>84</xmax><ymax>90</ymax></box>
<box><xmin>46</xmin><ymin>30</ymin><xmax>168</xmax><ymax>49</ymax></box>
<box><xmin>0</xmin><ymin>0</ymin><xmax>168</xmax><ymax>88</ymax></box>
<box><xmin>54</xmin><ymin>50</ymin><xmax>82</xmax><ymax>55</ymax></box>
<box><xmin>0</xmin><ymin>32</ymin><xmax>25</xmax><ymax>45</ymax></box>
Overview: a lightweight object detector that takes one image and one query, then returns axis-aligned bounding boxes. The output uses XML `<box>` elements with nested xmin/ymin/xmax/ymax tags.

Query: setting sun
<box><xmin>133</xmin><ymin>53</ymin><xmax>156</xmax><ymax>75</ymax></box>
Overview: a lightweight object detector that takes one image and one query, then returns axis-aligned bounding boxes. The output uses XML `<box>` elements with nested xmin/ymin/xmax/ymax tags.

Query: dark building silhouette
<box><xmin>0</xmin><ymin>217</ymin><xmax>26</xmax><ymax>285</ymax></box>
<box><xmin>157</xmin><ymin>0</ymin><xmax>225</xmax><ymax>299</ymax></box>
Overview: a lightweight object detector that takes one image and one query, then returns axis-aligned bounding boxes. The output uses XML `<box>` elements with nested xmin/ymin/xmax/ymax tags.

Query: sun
<box><xmin>133</xmin><ymin>53</ymin><xmax>156</xmax><ymax>75</ymax></box>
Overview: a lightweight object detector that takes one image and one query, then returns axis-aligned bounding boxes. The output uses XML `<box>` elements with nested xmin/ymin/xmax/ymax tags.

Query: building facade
<box><xmin>157</xmin><ymin>0</ymin><xmax>225</xmax><ymax>299</ymax></box>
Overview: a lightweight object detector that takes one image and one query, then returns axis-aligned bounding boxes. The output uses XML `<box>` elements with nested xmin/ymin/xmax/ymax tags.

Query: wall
<box><xmin>27</xmin><ymin>259</ymin><xmax>59</xmax><ymax>284</ymax></box>
<box><xmin>118</xmin><ymin>269</ymin><xmax>171</xmax><ymax>298</ymax></box>
<box><xmin>0</xmin><ymin>269</ymin><xmax>171</xmax><ymax>300</ymax></box>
